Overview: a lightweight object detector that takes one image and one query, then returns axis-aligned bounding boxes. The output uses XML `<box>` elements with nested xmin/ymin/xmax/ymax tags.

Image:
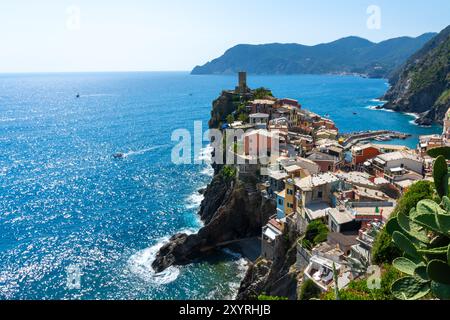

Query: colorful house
<box><xmin>351</xmin><ymin>144</ymin><xmax>382</xmax><ymax>168</ymax></box>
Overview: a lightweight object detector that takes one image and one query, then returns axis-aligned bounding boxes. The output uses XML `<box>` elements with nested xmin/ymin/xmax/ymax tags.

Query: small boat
<box><xmin>353</xmin><ymin>112</ymin><xmax>358</xmax><ymax>115</ymax></box>
<box><xmin>76</xmin><ymin>93</ymin><xmax>80</xmax><ymax>98</ymax></box>
<box><xmin>113</xmin><ymin>153</ymin><xmax>125</xmax><ymax>159</ymax></box>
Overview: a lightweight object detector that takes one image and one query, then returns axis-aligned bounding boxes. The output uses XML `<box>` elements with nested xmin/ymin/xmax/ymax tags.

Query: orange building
<box><xmin>352</xmin><ymin>144</ymin><xmax>382</xmax><ymax>168</ymax></box>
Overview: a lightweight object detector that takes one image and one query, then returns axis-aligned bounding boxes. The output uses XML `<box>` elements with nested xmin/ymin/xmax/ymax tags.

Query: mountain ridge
<box><xmin>382</xmin><ymin>26</ymin><xmax>450</xmax><ymax>125</ymax></box>
<box><xmin>192</xmin><ymin>33</ymin><xmax>437</xmax><ymax>78</ymax></box>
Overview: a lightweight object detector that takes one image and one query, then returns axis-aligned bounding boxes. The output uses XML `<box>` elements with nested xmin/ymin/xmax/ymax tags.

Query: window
<box><xmin>278</xmin><ymin>199</ymin><xmax>284</xmax><ymax>206</ymax></box>
<box><xmin>331</xmin><ymin>221</ymin><xmax>338</xmax><ymax>232</ymax></box>
<box><xmin>287</xmin><ymin>203</ymin><xmax>294</xmax><ymax>209</ymax></box>
<box><xmin>287</xmin><ymin>189</ymin><xmax>294</xmax><ymax>196</ymax></box>
<box><xmin>318</xmin><ymin>191</ymin><xmax>323</xmax><ymax>199</ymax></box>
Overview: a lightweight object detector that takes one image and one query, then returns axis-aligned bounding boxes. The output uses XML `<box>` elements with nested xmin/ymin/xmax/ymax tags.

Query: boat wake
<box><xmin>121</xmin><ymin>145</ymin><xmax>167</xmax><ymax>158</ymax></box>
<box><xmin>80</xmin><ymin>93</ymin><xmax>118</xmax><ymax>98</ymax></box>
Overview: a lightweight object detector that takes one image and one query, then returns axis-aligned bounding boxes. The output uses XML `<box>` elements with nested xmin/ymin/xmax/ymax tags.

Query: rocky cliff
<box><xmin>152</xmin><ymin>88</ymin><xmax>276</xmax><ymax>274</ymax></box>
<box><xmin>237</xmin><ymin>231</ymin><xmax>300</xmax><ymax>300</ymax></box>
<box><xmin>152</xmin><ymin>171</ymin><xmax>276</xmax><ymax>273</ymax></box>
<box><xmin>382</xmin><ymin>25</ymin><xmax>450</xmax><ymax>125</ymax></box>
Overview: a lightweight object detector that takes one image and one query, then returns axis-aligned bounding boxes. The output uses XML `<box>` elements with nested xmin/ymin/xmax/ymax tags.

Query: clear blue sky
<box><xmin>0</xmin><ymin>0</ymin><xmax>449</xmax><ymax>72</ymax></box>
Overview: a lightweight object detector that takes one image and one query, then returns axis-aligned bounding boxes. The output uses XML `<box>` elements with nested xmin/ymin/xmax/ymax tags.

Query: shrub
<box><xmin>299</xmin><ymin>279</ymin><xmax>322</xmax><ymax>300</ymax></box>
<box><xmin>302</xmin><ymin>220</ymin><xmax>329</xmax><ymax>249</ymax></box>
<box><xmin>372</xmin><ymin>181</ymin><xmax>435</xmax><ymax>264</ymax></box>
<box><xmin>226</xmin><ymin>114</ymin><xmax>234</xmax><ymax>125</ymax></box>
<box><xmin>253</xmin><ymin>87</ymin><xmax>273</xmax><ymax>99</ymax></box>
<box><xmin>321</xmin><ymin>264</ymin><xmax>402</xmax><ymax>300</ymax></box>
<box><xmin>372</xmin><ymin>229</ymin><xmax>402</xmax><ymax>264</ymax></box>
<box><xmin>427</xmin><ymin>146</ymin><xmax>450</xmax><ymax>160</ymax></box>
<box><xmin>221</xmin><ymin>166</ymin><xmax>236</xmax><ymax>180</ymax></box>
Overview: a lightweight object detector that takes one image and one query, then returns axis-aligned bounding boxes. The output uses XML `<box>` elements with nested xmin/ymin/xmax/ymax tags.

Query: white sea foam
<box><xmin>404</xmin><ymin>112</ymin><xmax>419</xmax><ymax>119</ymax></box>
<box><xmin>128</xmin><ymin>237</ymin><xmax>181</xmax><ymax>285</ymax></box>
<box><xmin>370</xmin><ymin>98</ymin><xmax>388</xmax><ymax>104</ymax></box>
<box><xmin>221</xmin><ymin>249</ymin><xmax>251</xmax><ymax>300</ymax></box>
<box><xmin>201</xmin><ymin>165</ymin><xmax>214</xmax><ymax>177</ymax></box>
<box><xmin>366</xmin><ymin>105</ymin><xmax>394</xmax><ymax>112</ymax></box>
<box><xmin>186</xmin><ymin>192</ymin><xmax>204</xmax><ymax>210</ymax></box>
<box><xmin>196</xmin><ymin>145</ymin><xmax>213</xmax><ymax>163</ymax></box>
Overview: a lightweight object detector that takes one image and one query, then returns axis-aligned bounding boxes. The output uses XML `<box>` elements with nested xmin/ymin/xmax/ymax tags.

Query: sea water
<box><xmin>0</xmin><ymin>72</ymin><xmax>441</xmax><ymax>299</ymax></box>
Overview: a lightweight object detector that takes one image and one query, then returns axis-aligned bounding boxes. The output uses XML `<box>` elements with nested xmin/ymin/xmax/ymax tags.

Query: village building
<box><xmin>302</xmin><ymin>243</ymin><xmax>354</xmax><ymax>292</ymax></box>
<box><xmin>249</xmin><ymin>113</ymin><xmax>270</xmax><ymax>129</ymax></box>
<box><xmin>307</xmin><ymin>151</ymin><xmax>342</xmax><ymax>173</ymax></box>
<box><xmin>417</xmin><ymin>134</ymin><xmax>444</xmax><ymax>157</ymax></box>
<box><xmin>261</xmin><ymin>217</ymin><xmax>285</xmax><ymax>261</ymax></box>
<box><xmin>350</xmin><ymin>221</ymin><xmax>384</xmax><ymax>264</ymax></box>
<box><xmin>443</xmin><ymin>108</ymin><xmax>450</xmax><ymax>144</ymax></box>
<box><xmin>372</xmin><ymin>151</ymin><xmax>425</xmax><ymax>182</ymax></box>
<box><xmin>247</xmin><ymin>99</ymin><xmax>276</xmax><ymax>115</ymax></box>
<box><xmin>351</xmin><ymin>144</ymin><xmax>382</xmax><ymax>169</ymax></box>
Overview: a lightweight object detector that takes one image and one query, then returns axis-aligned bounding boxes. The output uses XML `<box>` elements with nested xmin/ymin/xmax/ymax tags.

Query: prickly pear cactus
<box><xmin>387</xmin><ymin>157</ymin><xmax>450</xmax><ymax>300</ymax></box>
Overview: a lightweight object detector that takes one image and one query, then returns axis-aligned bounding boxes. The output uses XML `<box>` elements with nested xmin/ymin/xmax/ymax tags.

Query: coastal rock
<box><xmin>198</xmin><ymin>172</ymin><xmax>230</xmax><ymax>224</ymax></box>
<box><xmin>152</xmin><ymin>174</ymin><xmax>276</xmax><ymax>273</ymax></box>
<box><xmin>237</xmin><ymin>233</ymin><xmax>300</xmax><ymax>300</ymax></box>
<box><xmin>208</xmin><ymin>92</ymin><xmax>240</xmax><ymax>129</ymax></box>
<box><xmin>382</xmin><ymin>25</ymin><xmax>450</xmax><ymax>124</ymax></box>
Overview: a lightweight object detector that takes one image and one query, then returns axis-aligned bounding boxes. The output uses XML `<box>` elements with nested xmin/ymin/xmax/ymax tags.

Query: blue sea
<box><xmin>0</xmin><ymin>72</ymin><xmax>441</xmax><ymax>300</ymax></box>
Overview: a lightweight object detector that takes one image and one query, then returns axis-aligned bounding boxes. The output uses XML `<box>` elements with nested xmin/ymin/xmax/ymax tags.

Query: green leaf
<box><xmin>398</xmin><ymin>211</ymin><xmax>430</xmax><ymax>244</ymax></box>
<box><xmin>393</xmin><ymin>257</ymin><xmax>418</xmax><ymax>275</ymax></box>
<box><xmin>391</xmin><ymin>277</ymin><xmax>431</xmax><ymax>300</ymax></box>
<box><xmin>392</xmin><ymin>231</ymin><xmax>421</xmax><ymax>262</ymax></box>
<box><xmin>427</xmin><ymin>260</ymin><xmax>450</xmax><ymax>285</ymax></box>
<box><xmin>414</xmin><ymin>266</ymin><xmax>430</xmax><ymax>282</ymax></box>
<box><xmin>417</xmin><ymin>246</ymin><xmax>449</xmax><ymax>256</ymax></box>
<box><xmin>386</xmin><ymin>218</ymin><xmax>401</xmax><ymax>236</ymax></box>
<box><xmin>435</xmin><ymin>214</ymin><xmax>450</xmax><ymax>235</ymax></box>
<box><xmin>431</xmin><ymin>282</ymin><xmax>450</xmax><ymax>300</ymax></box>
<box><xmin>448</xmin><ymin>245</ymin><xmax>450</xmax><ymax>266</ymax></box>
<box><xmin>441</xmin><ymin>196</ymin><xmax>450</xmax><ymax>213</ymax></box>
<box><xmin>417</xmin><ymin>199</ymin><xmax>442</xmax><ymax>216</ymax></box>
<box><xmin>414</xmin><ymin>214</ymin><xmax>446</xmax><ymax>235</ymax></box>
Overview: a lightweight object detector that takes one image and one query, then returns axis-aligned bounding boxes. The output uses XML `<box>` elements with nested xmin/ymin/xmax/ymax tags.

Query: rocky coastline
<box><xmin>381</xmin><ymin>25</ymin><xmax>450</xmax><ymax>126</ymax></box>
<box><xmin>152</xmin><ymin>87</ymin><xmax>277</xmax><ymax>287</ymax></box>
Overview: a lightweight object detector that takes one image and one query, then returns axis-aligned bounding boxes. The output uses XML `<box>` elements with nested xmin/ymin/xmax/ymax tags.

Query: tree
<box><xmin>301</xmin><ymin>220</ymin><xmax>329</xmax><ymax>250</ymax></box>
<box><xmin>238</xmin><ymin>113</ymin><xmax>249</xmax><ymax>123</ymax></box>
<box><xmin>253</xmin><ymin>87</ymin><xmax>273</xmax><ymax>99</ymax></box>
<box><xmin>226</xmin><ymin>114</ymin><xmax>234</xmax><ymax>125</ymax></box>
<box><xmin>427</xmin><ymin>146</ymin><xmax>450</xmax><ymax>160</ymax></box>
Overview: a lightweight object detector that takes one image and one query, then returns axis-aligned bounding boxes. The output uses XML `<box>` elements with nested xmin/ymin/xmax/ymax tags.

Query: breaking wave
<box><xmin>185</xmin><ymin>192</ymin><xmax>204</xmax><ymax>210</ymax></box>
<box><xmin>128</xmin><ymin>237</ymin><xmax>181</xmax><ymax>286</ymax></box>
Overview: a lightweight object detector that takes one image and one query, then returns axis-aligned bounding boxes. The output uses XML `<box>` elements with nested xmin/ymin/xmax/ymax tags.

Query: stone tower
<box><xmin>236</xmin><ymin>71</ymin><xmax>248</xmax><ymax>94</ymax></box>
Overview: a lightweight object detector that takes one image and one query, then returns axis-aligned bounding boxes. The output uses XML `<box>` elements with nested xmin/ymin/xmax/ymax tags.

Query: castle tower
<box><xmin>236</xmin><ymin>71</ymin><xmax>248</xmax><ymax>94</ymax></box>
